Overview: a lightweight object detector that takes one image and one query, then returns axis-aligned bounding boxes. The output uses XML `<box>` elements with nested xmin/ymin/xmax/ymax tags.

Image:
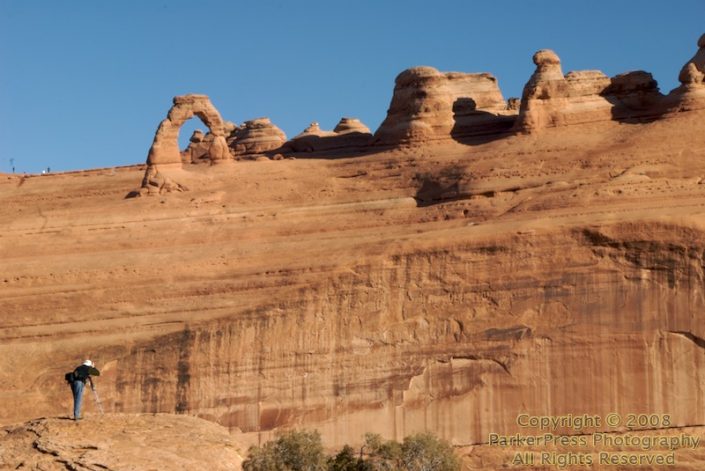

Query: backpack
<box><xmin>65</xmin><ymin>371</ymin><xmax>76</xmax><ymax>384</ymax></box>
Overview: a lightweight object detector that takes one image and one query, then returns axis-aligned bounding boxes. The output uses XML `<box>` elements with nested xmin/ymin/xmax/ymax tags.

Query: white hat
<box><xmin>83</xmin><ymin>359</ymin><xmax>94</xmax><ymax>367</ymax></box>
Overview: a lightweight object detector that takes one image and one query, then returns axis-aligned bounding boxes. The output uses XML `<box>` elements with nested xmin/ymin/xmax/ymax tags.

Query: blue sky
<box><xmin>1</xmin><ymin>1</ymin><xmax>703</xmax><ymax>173</ymax></box>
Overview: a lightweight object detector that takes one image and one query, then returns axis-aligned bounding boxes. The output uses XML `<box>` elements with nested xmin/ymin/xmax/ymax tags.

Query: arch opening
<box><xmin>146</xmin><ymin>94</ymin><xmax>230</xmax><ymax>166</ymax></box>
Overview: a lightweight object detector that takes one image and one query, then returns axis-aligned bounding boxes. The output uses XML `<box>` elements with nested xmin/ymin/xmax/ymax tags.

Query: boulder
<box><xmin>182</xmin><ymin>129</ymin><xmax>211</xmax><ymax>163</ymax></box>
<box><xmin>190</xmin><ymin>129</ymin><xmax>205</xmax><ymax>143</ymax></box>
<box><xmin>230</xmin><ymin>118</ymin><xmax>287</xmax><ymax>157</ymax></box>
<box><xmin>131</xmin><ymin>165</ymin><xmax>188</xmax><ymax>197</ymax></box>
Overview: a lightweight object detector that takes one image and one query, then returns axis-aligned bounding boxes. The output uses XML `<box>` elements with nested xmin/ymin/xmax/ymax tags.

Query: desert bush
<box><xmin>361</xmin><ymin>433</ymin><xmax>401</xmax><ymax>470</ymax></box>
<box><xmin>327</xmin><ymin>444</ymin><xmax>368</xmax><ymax>471</ymax></box>
<box><xmin>242</xmin><ymin>429</ymin><xmax>327</xmax><ymax>471</ymax></box>
<box><xmin>243</xmin><ymin>430</ymin><xmax>459</xmax><ymax>471</ymax></box>
<box><xmin>401</xmin><ymin>432</ymin><xmax>460</xmax><ymax>471</ymax></box>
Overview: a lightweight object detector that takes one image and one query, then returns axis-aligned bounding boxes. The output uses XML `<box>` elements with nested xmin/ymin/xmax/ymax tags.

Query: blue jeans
<box><xmin>71</xmin><ymin>380</ymin><xmax>84</xmax><ymax>420</ymax></box>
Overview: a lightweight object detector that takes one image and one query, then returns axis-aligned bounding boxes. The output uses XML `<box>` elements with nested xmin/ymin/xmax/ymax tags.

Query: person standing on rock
<box><xmin>66</xmin><ymin>359</ymin><xmax>100</xmax><ymax>421</ymax></box>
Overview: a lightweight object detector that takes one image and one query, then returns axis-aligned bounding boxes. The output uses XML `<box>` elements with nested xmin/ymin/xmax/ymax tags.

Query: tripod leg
<box><xmin>91</xmin><ymin>386</ymin><xmax>105</xmax><ymax>415</ymax></box>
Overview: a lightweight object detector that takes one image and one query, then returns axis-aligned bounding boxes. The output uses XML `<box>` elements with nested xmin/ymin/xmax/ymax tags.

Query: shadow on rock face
<box><xmin>602</xmin><ymin>72</ymin><xmax>666</xmax><ymax>125</ymax></box>
<box><xmin>414</xmin><ymin>166</ymin><xmax>467</xmax><ymax>207</ymax></box>
<box><xmin>450</xmin><ymin>97</ymin><xmax>517</xmax><ymax>146</ymax></box>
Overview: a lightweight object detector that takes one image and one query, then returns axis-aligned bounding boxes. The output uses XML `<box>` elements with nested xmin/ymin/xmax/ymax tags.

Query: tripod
<box><xmin>89</xmin><ymin>380</ymin><xmax>105</xmax><ymax>415</ymax></box>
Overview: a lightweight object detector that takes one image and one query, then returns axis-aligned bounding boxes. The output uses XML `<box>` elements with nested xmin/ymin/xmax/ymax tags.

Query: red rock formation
<box><xmin>374</xmin><ymin>66</ymin><xmax>516</xmax><ymax>145</ymax></box>
<box><xmin>0</xmin><ymin>415</ymin><xmax>243</xmax><ymax>470</ymax></box>
<box><xmin>147</xmin><ymin>94</ymin><xmax>230</xmax><ymax>166</ymax></box>
<box><xmin>230</xmin><ymin>117</ymin><xmax>287</xmax><ymax>157</ymax></box>
<box><xmin>284</xmin><ymin>118</ymin><xmax>373</xmax><ymax>153</ymax></box>
<box><xmin>3</xmin><ymin>32</ymin><xmax>705</xmax><ymax>471</ymax></box>
<box><xmin>333</xmin><ymin>117</ymin><xmax>370</xmax><ymax>134</ymax></box>
<box><xmin>680</xmin><ymin>33</ymin><xmax>705</xmax><ymax>83</ymax></box>
<box><xmin>5</xmin><ymin>101</ymin><xmax>705</xmax><ymax>460</ymax></box>
<box><xmin>667</xmin><ymin>33</ymin><xmax>705</xmax><ymax>112</ymax></box>
<box><xmin>515</xmin><ymin>50</ymin><xmax>663</xmax><ymax>132</ymax></box>
<box><xmin>182</xmin><ymin>129</ymin><xmax>210</xmax><ymax>163</ymax></box>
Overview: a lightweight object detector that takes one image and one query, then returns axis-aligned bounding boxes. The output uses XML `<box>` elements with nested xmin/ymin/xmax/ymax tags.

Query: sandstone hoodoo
<box><xmin>333</xmin><ymin>117</ymin><xmax>370</xmax><ymax>134</ymax></box>
<box><xmin>142</xmin><ymin>33</ymin><xmax>705</xmax><ymax>170</ymax></box>
<box><xmin>514</xmin><ymin>49</ymin><xmax>663</xmax><ymax>132</ymax></box>
<box><xmin>669</xmin><ymin>33</ymin><xmax>705</xmax><ymax>112</ymax></box>
<box><xmin>284</xmin><ymin>117</ymin><xmax>373</xmax><ymax>153</ymax></box>
<box><xmin>229</xmin><ymin>117</ymin><xmax>287</xmax><ymax>158</ymax></box>
<box><xmin>374</xmin><ymin>66</ymin><xmax>517</xmax><ymax>145</ymax></box>
<box><xmin>680</xmin><ymin>33</ymin><xmax>705</xmax><ymax>84</ymax></box>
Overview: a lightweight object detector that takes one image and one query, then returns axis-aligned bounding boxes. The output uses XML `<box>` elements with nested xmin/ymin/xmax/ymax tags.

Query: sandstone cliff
<box><xmin>3</xmin><ymin>33</ymin><xmax>705</xmax><ymax>471</ymax></box>
<box><xmin>4</xmin><ymin>105</ymin><xmax>705</xmax><ymax>456</ymax></box>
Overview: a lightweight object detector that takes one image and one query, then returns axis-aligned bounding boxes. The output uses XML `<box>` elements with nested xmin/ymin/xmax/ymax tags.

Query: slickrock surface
<box><xmin>230</xmin><ymin>117</ymin><xmax>287</xmax><ymax>157</ymax></box>
<box><xmin>0</xmin><ymin>414</ymin><xmax>243</xmax><ymax>470</ymax></box>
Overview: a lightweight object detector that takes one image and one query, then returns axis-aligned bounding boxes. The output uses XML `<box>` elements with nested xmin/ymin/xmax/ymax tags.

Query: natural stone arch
<box><xmin>147</xmin><ymin>94</ymin><xmax>230</xmax><ymax>165</ymax></box>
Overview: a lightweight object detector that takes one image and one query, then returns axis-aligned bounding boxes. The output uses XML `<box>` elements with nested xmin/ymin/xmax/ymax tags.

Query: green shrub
<box><xmin>327</xmin><ymin>445</ymin><xmax>368</xmax><ymax>471</ymax></box>
<box><xmin>242</xmin><ymin>429</ymin><xmax>327</xmax><ymax>471</ymax></box>
<box><xmin>242</xmin><ymin>430</ymin><xmax>459</xmax><ymax>471</ymax></box>
<box><xmin>361</xmin><ymin>433</ymin><xmax>401</xmax><ymax>470</ymax></box>
<box><xmin>401</xmin><ymin>432</ymin><xmax>460</xmax><ymax>471</ymax></box>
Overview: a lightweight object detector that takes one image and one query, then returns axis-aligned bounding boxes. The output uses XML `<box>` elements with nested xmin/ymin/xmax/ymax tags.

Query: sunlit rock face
<box><xmin>2</xmin><ymin>32</ymin><xmax>705</xmax><ymax>471</ymax></box>
<box><xmin>147</xmin><ymin>94</ymin><xmax>229</xmax><ymax>166</ymax></box>
<box><xmin>514</xmin><ymin>49</ymin><xmax>663</xmax><ymax>132</ymax></box>
<box><xmin>374</xmin><ymin>66</ymin><xmax>517</xmax><ymax>145</ymax></box>
<box><xmin>229</xmin><ymin>117</ymin><xmax>287</xmax><ymax>157</ymax></box>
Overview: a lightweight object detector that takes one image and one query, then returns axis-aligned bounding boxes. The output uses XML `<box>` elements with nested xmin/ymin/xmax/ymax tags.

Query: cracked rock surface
<box><xmin>0</xmin><ymin>414</ymin><xmax>243</xmax><ymax>470</ymax></box>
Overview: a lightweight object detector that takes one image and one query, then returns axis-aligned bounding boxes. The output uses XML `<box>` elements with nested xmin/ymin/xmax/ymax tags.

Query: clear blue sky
<box><xmin>1</xmin><ymin>1</ymin><xmax>703</xmax><ymax>173</ymax></box>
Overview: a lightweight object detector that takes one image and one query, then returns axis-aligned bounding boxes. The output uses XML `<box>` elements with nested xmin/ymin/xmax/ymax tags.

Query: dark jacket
<box><xmin>73</xmin><ymin>365</ymin><xmax>100</xmax><ymax>383</ymax></box>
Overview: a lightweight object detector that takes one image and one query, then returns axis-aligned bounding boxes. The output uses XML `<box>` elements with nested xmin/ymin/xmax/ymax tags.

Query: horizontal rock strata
<box><xmin>374</xmin><ymin>67</ymin><xmax>517</xmax><ymax>145</ymax></box>
<box><xmin>230</xmin><ymin>117</ymin><xmax>287</xmax><ymax>157</ymax></box>
<box><xmin>514</xmin><ymin>50</ymin><xmax>663</xmax><ymax>132</ymax></box>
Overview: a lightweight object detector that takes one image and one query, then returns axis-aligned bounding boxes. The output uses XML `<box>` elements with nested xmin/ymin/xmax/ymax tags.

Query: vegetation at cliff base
<box><xmin>242</xmin><ymin>430</ymin><xmax>460</xmax><ymax>471</ymax></box>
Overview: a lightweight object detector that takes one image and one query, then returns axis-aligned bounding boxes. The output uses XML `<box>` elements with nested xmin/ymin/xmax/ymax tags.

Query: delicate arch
<box><xmin>147</xmin><ymin>94</ymin><xmax>230</xmax><ymax>165</ymax></box>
